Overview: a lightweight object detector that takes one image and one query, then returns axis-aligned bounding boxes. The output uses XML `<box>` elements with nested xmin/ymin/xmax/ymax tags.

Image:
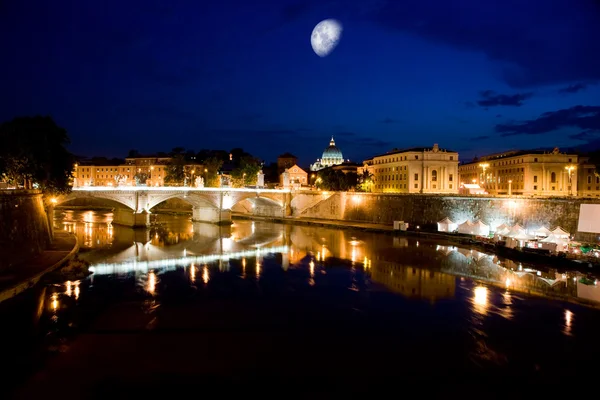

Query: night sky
<box><xmin>1</xmin><ymin>0</ymin><xmax>599</xmax><ymax>165</ymax></box>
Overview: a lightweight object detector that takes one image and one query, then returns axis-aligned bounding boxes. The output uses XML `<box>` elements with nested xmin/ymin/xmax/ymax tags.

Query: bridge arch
<box><xmin>146</xmin><ymin>191</ymin><xmax>219</xmax><ymax>211</ymax></box>
<box><xmin>56</xmin><ymin>191</ymin><xmax>136</xmax><ymax>210</ymax></box>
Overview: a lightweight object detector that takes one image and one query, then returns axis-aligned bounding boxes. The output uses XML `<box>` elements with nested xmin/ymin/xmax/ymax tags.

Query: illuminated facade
<box><xmin>458</xmin><ymin>148</ymin><xmax>579</xmax><ymax>196</ymax></box>
<box><xmin>369</xmin><ymin>144</ymin><xmax>459</xmax><ymax>194</ymax></box>
<box><xmin>281</xmin><ymin>164</ymin><xmax>308</xmax><ymax>187</ymax></box>
<box><xmin>576</xmin><ymin>156</ymin><xmax>600</xmax><ymax>198</ymax></box>
<box><xmin>310</xmin><ymin>137</ymin><xmax>344</xmax><ymax>171</ymax></box>
<box><xmin>73</xmin><ymin>156</ymin><xmax>200</xmax><ymax>187</ymax></box>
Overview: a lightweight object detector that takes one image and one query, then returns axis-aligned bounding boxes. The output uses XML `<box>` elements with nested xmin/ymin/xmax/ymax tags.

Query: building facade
<box><xmin>310</xmin><ymin>137</ymin><xmax>345</xmax><ymax>171</ymax></box>
<box><xmin>280</xmin><ymin>164</ymin><xmax>308</xmax><ymax>188</ymax></box>
<box><xmin>369</xmin><ymin>144</ymin><xmax>459</xmax><ymax>194</ymax></box>
<box><xmin>277</xmin><ymin>152</ymin><xmax>298</xmax><ymax>173</ymax></box>
<box><xmin>458</xmin><ymin>148</ymin><xmax>578</xmax><ymax>196</ymax></box>
<box><xmin>73</xmin><ymin>156</ymin><xmax>201</xmax><ymax>187</ymax></box>
<box><xmin>577</xmin><ymin>156</ymin><xmax>600</xmax><ymax>197</ymax></box>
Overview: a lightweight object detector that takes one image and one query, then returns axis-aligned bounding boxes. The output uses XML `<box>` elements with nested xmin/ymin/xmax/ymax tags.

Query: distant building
<box><xmin>277</xmin><ymin>152</ymin><xmax>298</xmax><ymax>173</ymax></box>
<box><xmin>310</xmin><ymin>137</ymin><xmax>345</xmax><ymax>171</ymax></box>
<box><xmin>368</xmin><ymin>144</ymin><xmax>459</xmax><ymax>194</ymax></box>
<box><xmin>458</xmin><ymin>147</ymin><xmax>578</xmax><ymax>196</ymax></box>
<box><xmin>73</xmin><ymin>154</ymin><xmax>202</xmax><ymax>187</ymax></box>
<box><xmin>280</xmin><ymin>164</ymin><xmax>308</xmax><ymax>188</ymax></box>
<box><xmin>577</xmin><ymin>156</ymin><xmax>600</xmax><ymax>198</ymax></box>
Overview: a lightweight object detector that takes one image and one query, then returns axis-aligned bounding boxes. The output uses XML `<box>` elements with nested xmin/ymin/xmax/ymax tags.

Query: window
<box><xmin>596</xmin><ymin>177</ymin><xmax>599</xmax><ymax>184</ymax></box>
<box><xmin>588</xmin><ymin>176</ymin><xmax>592</xmax><ymax>184</ymax></box>
<box><xmin>449</xmin><ymin>184</ymin><xmax>452</xmax><ymax>189</ymax></box>
<box><xmin>450</xmin><ymin>156</ymin><xmax>454</xmax><ymax>160</ymax></box>
<box><xmin>568</xmin><ymin>158</ymin><xmax>572</xmax><ymax>162</ymax></box>
<box><xmin>534</xmin><ymin>158</ymin><xmax>538</xmax><ymax>162</ymax></box>
<box><xmin>431</xmin><ymin>170</ymin><xmax>437</xmax><ymax>182</ymax></box>
<box><xmin>449</xmin><ymin>174</ymin><xmax>453</xmax><ymax>182</ymax></box>
<box><xmin>415</xmin><ymin>155</ymin><xmax>419</xmax><ymax>160</ymax></box>
<box><xmin>533</xmin><ymin>176</ymin><xmax>538</xmax><ymax>183</ymax></box>
<box><xmin>414</xmin><ymin>183</ymin><xmax>418</xmax><ymax>188</ymax></box>
<box><xmin>551</xmin><ymin>172</ymin><xmax>556</xmax><ymax>183</ymax></box>
<box><xmin>414</xmin><ymin>173</ymin><xmax>418</xmax><ymax>180</ymax></box>
<box><xmin>534</xmin><ymin>185</ymin><xmax>537</xmax><ymax>190</ymax></box>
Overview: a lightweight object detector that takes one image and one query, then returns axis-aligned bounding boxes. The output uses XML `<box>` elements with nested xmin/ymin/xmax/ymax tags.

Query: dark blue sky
<box><xmin>1</xmin><ymin>0</ymin><xmax>599</xmax><ymax>165</ymax></box>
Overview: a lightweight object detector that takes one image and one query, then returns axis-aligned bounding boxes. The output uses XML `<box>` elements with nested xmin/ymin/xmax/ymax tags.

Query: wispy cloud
<box><xmin>476</xmin><ymin>90</ymin><xmax>533</xmax><ymax>107</ymax></box>
<box><xmin>496</xmin><ymin>105</ymin><xmax>600</xmax><ymax>137</ymax></box>
<box><xmin>558</xmin><ymin>83</ymin><xmax>589</xmax><ymax>94</ymax></box>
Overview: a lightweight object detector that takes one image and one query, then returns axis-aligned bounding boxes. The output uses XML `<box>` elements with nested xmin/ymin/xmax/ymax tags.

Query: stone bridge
<box><xmin>55</xmin><ymin>187</ymin><xmax>329</xmax><ymax>227</ymax></box>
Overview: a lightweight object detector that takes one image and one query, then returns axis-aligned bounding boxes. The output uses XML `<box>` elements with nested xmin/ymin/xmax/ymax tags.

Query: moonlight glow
<box><xmin>311</xmin><ymin>19</ymin><xmax>343</xmax><ymax>57</ymax></box>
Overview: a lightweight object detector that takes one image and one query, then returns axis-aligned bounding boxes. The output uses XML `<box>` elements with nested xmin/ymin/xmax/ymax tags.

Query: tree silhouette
<box><xmin>0</xmin><ymin>116</ymin><xmax>74</xmax><ymax>194</ymax></box>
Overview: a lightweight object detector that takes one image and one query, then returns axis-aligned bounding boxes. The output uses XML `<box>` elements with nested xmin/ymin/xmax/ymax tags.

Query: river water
<box><xmin>3</xmin><ymin>209</ymin><xmax>600</xmax><ymax>396</ymax></box>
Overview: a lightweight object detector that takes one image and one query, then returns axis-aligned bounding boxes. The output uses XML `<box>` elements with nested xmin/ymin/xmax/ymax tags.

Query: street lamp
<box><xmin>565</xmin><ymin>165</ymin><xmax>576</xmax><ymax>196</ymax></box>
<box><xmin>479</xmin><ymin>163</ymin><xmax>489</xmax><ymax>191</ymax></box>
<box><xmin>508</xmin><ymin>180</ymin><xmax>512</xmax><ymax>197</ymax></box>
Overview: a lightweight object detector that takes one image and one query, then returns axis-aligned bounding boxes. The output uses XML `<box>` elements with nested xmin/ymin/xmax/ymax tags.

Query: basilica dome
<box><xmin>310</xmin><ymin>136</ymin><xmax>344</xmax><ymax>171</ymax></box>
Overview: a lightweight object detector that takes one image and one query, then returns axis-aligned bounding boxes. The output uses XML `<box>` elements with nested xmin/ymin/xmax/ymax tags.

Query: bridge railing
<box><xmin>72</xmin><ymin>186</ymin><xmax>291</xmax><ymax>193</ymax></box>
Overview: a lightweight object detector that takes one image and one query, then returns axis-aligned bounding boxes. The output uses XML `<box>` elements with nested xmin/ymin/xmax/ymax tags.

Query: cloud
<box><xmin>476</xmin><ymin>90</ymin><xmax>533</xmax><ymax>107</ymax></box>
<box><xmin>558</xmin><ymin>83</ymin><xmax>589</xmax><ymax>94</ymax></box>
<box><xmin>569</xmin><ymin>130</ymin><xmax>600</xmax><ymax>141</ymax></box>
<box><xmin>472</xmin><ymin>135</ymin><xmax>491</xmax><ymax>140</ymax></box>
<box><xmin>381</xmin><ymin>117</ymin><xmax>398</xmax><ymax>124</ymax></box>
<box><xmin>495</xmin><ymin>105</ymin><xmax>600</xmax><ymax>137</ymax></box>
<box><xmin>368</xmin><ymin>0</ymin><xmax>600</xmax><ymax>87</ymax></box>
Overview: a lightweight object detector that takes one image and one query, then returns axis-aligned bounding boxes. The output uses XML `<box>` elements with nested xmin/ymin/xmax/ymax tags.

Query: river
<box><xmin>2</xmin><ymin>209</ymin><xmax>600</xmax><ymax>397</ymax></box>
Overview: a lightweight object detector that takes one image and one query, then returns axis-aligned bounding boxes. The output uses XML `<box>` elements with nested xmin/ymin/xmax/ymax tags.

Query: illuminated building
<box><xmin>281</xmin><ymin>164</ymin><xmax>308</xmax><ymax>188</ymax></box>
<box><xmin>310</xmin><ymin>136</ymin><xmax>345</xmax><ymax>171</ymax></box>
<box><xmin>73</xmin><ymin>155</ymin><xmax>202</xmax><ymax>187</ymax></box>
<box><xmin>577</xmin><ymin>156</ymin><xmax>600</xmax><ymax>197</ymax></box>
<box><xmin>458</xmin><ymin>147</ymin><xmax>578</xmax><ymax>196</ymax></box>
<box><xmin>368</xmin><ymin>143</ymin><xmax>459</xmax><ymax>193</ymax></box>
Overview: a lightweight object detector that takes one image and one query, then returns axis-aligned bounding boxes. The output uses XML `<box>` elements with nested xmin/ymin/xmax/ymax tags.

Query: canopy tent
<box><xmin>457</xmin><ymin>220</ymin><xmax>475</xmax><ymax>235</ymax></box>
<box><xmin>494</xmin><ymin>223</ymin><xmax>509</xmax><ymax>233</ymax></box>
<box><xmin>533</xmin><ymin>226</ymin><xmax>552</xmax><ymax>237</ymax></box>
<box><xmin>552</xmin><ymin>226</ymin><xmax>570</xmax><ymax>238</ymax></box>
<box><xmin>437</xmin><ymin>217</ymin><xmax>457</xmax><ymax>233</ymax></box>
<box><xmin>505</xmin><ymin>224</ymin><xmax>526</xmax><ymax>238</ymax></box>
<box><xmin>512</xmin><ymin>231</ymin><xmax>535</xmax><ymax>241</ymax></box>
<box><xmin>539</xmin><ymin>234</ymin><xmax>568</xmax><ymax>252</ymax></box>
<box><xmin>471</xmin><ymin>220</ymin><xmax>490</xmax><ymax>237</ymax></box>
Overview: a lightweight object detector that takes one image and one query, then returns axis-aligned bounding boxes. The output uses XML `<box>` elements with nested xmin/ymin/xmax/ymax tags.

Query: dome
<box><xmin>321</xmin><ymin>137</ymin><xmax>344</xmax><ymax>164</ymax></box>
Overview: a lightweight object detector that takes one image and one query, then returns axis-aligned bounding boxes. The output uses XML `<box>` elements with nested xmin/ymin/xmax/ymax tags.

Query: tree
<box><xmin>0</xmin><ymin>116</ymin><xmax>74</xmax><ymax>195</ymax></box>
<box><xmin>231</xmin><ymin>156</ymin><xmax>261</xmax><ymax>187</ymax></box>
<box><xmin>357</xmin><ymin>170</ymin><xmax>373</xmax><ymax>192</ymax></box>
<box><xmin>316</xmin><ymin>169</ymin><xmax>357</xmax><ymax>191</ymax></box>
<box><xmin>134</xmin><ymin>171</ymin><xmax>149</xmax><ymax>186</ymax></box>
<box><xmin>164</xmin><ymin>153</ymin><xmax>186</xmax><ymax>185</ymax></box>
<box><xmin>204</xmin><ymin>157</ymin><xmax>223</xmax><ymax>187</ymax></box>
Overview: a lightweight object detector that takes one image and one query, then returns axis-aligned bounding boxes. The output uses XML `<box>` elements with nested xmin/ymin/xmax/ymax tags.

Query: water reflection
<box><xmin>472</xmin><ymin>286</ymin><xmax>489</xmax><ymax>315</ymax></box>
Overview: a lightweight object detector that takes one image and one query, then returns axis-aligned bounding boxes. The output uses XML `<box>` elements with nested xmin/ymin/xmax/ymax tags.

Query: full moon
<box><xmin>311</xmin><ymin>19</ymin><xmax>343</xmax><ymax>57</ymax></box>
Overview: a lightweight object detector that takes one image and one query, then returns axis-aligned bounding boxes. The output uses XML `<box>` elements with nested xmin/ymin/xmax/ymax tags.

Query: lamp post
<box><xmin>479</xmin><ymin>163</ymin><xmax>489</xmax><ymax>191</ymax></box>
<box><xmin>508</xmin><ymin>180</ymin><xmax>512</xmax><ymax>197</ymax></box>
<box><xmin>191</xmin><ymin>169</ymin><xmax>195</xmax><ymax>187</ymax></box>
<box><xmin>565</xmin><ymin>165</ymin><xmax>575</xmax><ymax>196</ymax></box>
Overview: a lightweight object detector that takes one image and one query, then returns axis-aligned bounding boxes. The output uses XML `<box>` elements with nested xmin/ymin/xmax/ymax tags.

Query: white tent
<box><xmin>533</xmin><ymin>226</ymin><xmax>552</xmax><ymax>237</ymax></box>
<box><xmin>437</xmin><ymin>217</ymin><xmax>457</xmax><ymax>233</ymax></box>
<box><xmin>495</xmin><ymin>223</ymin><xmax>509</xmax><ymax>233</ymax></box>
<box><xmin>457</xmin><ymin>220</ymin><xmax>475</xmax><ymax>235</ymax></box>
<box><xmin>539</xmin><ymin>234</ymin><xmax>568</xmax><ymax>252</ymax></box>
<box><xmin>472</xmin><ymin>220</ymin><xmax>490</xmax><ymax>237</ymax></box>
<box><xmin>552</xmin><ymin>226</ymin><xmax>570</xmax><ymax>238</ymax></box>
<box><xmin>505</xmin><ymin>224</ymin><xmax>526</xmax><ymax>238</ymax></box>
<box><xmin>513</xmin><ymin>231</ymin><xmax>535</xmax><ymax>241</ymax></box>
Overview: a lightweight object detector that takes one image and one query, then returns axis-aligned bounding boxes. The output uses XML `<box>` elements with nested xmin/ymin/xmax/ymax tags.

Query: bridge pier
<box><xmin>112</xmin><ymin>208</ymin><xmax>150</xmax><ymax>228</ymax></box>
<box><xmin>192</xmin><ymin>206</ymin><xmax>232</xmax><ymax>225</ymax></box>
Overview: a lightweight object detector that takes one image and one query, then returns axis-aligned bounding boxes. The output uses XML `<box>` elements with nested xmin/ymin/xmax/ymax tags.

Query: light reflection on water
<box><xmin>39</xmin><ymin>210</ymin><xmax>600</xmax><ymax>368</ymax></box>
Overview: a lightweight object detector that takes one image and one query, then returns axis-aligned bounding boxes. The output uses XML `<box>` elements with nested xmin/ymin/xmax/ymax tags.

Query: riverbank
<box><xmin>0</xmin><ymin>232</ymin><xmax>79</xmax><ymax>304</ymax></box>
<box><xmin>231</xmin><ymin>213</ymin><xmax>600</xmax><ymax>273</ymax></box>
